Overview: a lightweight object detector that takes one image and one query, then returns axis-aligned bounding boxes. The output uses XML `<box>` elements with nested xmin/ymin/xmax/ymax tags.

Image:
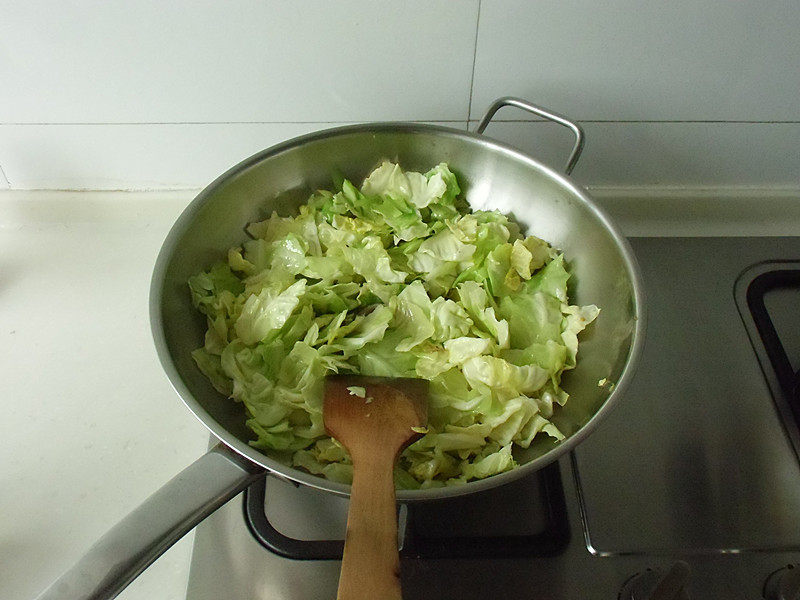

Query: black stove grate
<box><xmin>243</xmin><ymin>461</ymin><xmax>569</xmax><ymax>560</ymax></box>
<box><xmin>737</xmin><ymin>261</ymin><xmax>800</xmax><ymax>458</ymax></box>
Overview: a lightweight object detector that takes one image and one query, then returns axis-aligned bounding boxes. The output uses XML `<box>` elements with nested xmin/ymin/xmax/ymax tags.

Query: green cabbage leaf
<box><xmin>188</xmin><ymin>161</ymin><xmax>598</xmax><ymax>487</ymax></box>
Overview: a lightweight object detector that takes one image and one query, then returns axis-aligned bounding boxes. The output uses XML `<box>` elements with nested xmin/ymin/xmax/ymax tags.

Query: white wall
<box><xmin>0</xmin><ymin>0</ymin><xmax>798</xmax><ymax>190</ymax></box>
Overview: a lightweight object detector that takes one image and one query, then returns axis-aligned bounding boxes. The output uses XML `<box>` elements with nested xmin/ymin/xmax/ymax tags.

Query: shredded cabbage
<box><xmin>188</xmin><ymin>161</ymin><xmax>598</xmax><ymax>488</ymax></box>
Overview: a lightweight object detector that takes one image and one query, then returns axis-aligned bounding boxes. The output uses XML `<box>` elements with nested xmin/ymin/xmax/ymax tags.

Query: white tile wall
<box><xmin>471</xmin><ymin>0</ymin><xmax>800</xmax><ymax>121</ymax></box>
<box><xmin>474</xmin><ymin>121</ymin><xmax>800</xmax><ymax>187</ymax></box>
<box><xmin>0</xmin><ymin>123</ymin><xmax>341</xmax><ymax>189</ymax></box>
<box><xmin>0</xmin><ymin>0</ymin><xmax>478</xmax><ymax>123</ymax></box>
<box><xmin>0</xmin><ymin>0</ymin><xmax>797</xmax><ymax>190</ymax></box>
<box><xmin>0</xmin><ymin>122</ymin><xmax>466</xmax><ymax>189</ymax></box>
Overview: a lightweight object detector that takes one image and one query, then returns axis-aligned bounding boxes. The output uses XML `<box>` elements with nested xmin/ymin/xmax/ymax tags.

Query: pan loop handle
<box><xmin>475</xmin><ymin>97</ymin><xmax>585</xmax><ymax>175</ymax></box>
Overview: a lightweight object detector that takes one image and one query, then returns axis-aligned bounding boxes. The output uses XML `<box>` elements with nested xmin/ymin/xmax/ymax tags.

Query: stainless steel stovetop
<box><xmin>186</xmin><ymin>237</ymin><xmax>800</xmax><ymax>600</ymax></box>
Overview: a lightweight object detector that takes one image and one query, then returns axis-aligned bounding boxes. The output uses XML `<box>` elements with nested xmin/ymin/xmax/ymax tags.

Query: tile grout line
<box><xmin>465</xmin><ymin>0</ymin><xmax>482</xmax><ymax>128</ymax></box>
<box><xmin>1</xmin><ymin>120</ymin><xmax>799</xmax><ymax>126</ymax></box>
<box><xmin>466</xmin><ymin>119</ymin><xmax>800</xmax><ymax>125</ymax></box>
<box><xmin>0</xmin><ymin>120</ymin><xmax>469</xmax><ymax>126</ymax></box>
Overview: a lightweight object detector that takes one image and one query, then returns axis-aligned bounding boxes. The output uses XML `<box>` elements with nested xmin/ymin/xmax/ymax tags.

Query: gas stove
<box><xmin>185</xmin><ymin>237</ymin><xmax>800</xmax><ymax>600</ymax></box>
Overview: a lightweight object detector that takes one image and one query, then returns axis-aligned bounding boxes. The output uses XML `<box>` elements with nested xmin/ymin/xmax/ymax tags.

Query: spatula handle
<box><xmin>337</xmin><ymin>450</ymin><xmax>403</xmax><ymax>600</ymax></box>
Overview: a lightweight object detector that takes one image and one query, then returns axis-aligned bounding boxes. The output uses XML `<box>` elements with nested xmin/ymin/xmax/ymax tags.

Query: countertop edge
<box><xmin>2</xmin><ymin>185</ymin><xmax>798</xmax><ymax>237</ymax></box>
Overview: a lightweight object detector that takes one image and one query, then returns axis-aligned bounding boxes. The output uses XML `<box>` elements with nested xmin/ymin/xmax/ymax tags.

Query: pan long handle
<box><xmin>34</xmin><ymin>443</ymin><xmax>265</xmax><ymax>600</ymax></box>
<box><xmin>475</xmin><ymin>96</ymin><xmax>585</xmax><ymax>175</ymax></box>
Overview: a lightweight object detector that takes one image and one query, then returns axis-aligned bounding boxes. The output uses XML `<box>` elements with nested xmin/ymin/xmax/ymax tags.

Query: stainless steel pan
<box><xmin>36</xmin><ymin>97</ymin><xmax>645</xmax><ymax>600</ymax></box>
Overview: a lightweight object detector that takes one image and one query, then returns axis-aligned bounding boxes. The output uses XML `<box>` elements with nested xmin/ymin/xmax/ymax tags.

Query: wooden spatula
<box><xmin>324</xmin><ymin>375</ymin><xmax>428</xmax><ymax>600</ymax></box>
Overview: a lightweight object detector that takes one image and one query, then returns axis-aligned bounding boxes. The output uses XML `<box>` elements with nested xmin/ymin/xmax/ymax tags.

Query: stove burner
<box><xmin>244</xmin><ymin>461</ymin><xmax>569</xmax><ymax>560</ymax></box>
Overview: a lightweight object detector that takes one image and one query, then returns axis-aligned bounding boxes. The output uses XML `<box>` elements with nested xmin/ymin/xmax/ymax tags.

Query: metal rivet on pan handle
<box><xmin>475</xmin><ymin>96</ymin><xmax>585</xmax><ymax>175</ymax></box>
